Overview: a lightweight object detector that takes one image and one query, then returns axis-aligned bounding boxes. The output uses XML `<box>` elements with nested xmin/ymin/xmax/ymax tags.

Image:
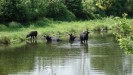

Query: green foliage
<box><xmin>95</xmin><ymin>0</ymin><xmax>127</xmax><ymax>16</ymax></box>
<box><xmin>8</xmin><ymin>21</ymin><xmax>22</xmax><ymax>28</ymax></box>
<box><xmin>105</xmin><ymin>0</ymin><xmax>127</xmax><ymax>16</ymax></box>
<box><xmin>64</xmin><ymin>0</ymin><xmax>83</xmax><ymax>19</ymax></box>
<box><xmin>118</xmin><ymin>38</ymin><xmax>133</xmax><ymax>54</ymax></box>
<box><xmin>0</xmin><ymin>36</ymin><xmax>10</xmax><ymax>44</ymax></box>
<box><xmin>82</xmin><ymin>0</ymin><xmax>106</xmax><ymax>19</ymax></box>
<box><xmin>46</xmin><ymin>2</ymin><xmax>76</xmax><ymax>21</ymax></box>
<box><xmin>0</xmin><ymin>24</ymin><xmax>7</xmax><ymax>30</ymax></box>
<box><xmin>0</xmin><ymin>0</ymin><xmax>48</xmax><ymax>23</ymax></box>
<box><xmin>0</xmin><ymin>17</ymin><xmax>116</xmax><ymax>44</ymax></box>
<box><xmin>0</xmin><ymin>0</ymin><xmax>133</xmax><ymax>23</ymax></box>
<box><xmin>93</xmin><ymin>24</ymin><xmax>108</xmax><ymax>31</ymax></box>
<box><xmin>34</xmin><ymin>18</ymin><xmax>51</xmax><ymax>26</ymax></box>
<box><xmin>113</xmin><ymin>13</ymin><xmax>133</xmax><ymax>53</ymax></box>
<box><xmin>0</xmin><ymin>0</ymin><xmax>28</xmax><ymax>22</ymax></box>
<box><xmin>126</xmin><ymin>0</ymin><xmax>133</xmax><ymax>17</ymax></box>
<box><xmin>25</xmin><ymin>0</ymin><xmax>47</xmax><ymax>21</ymax></box>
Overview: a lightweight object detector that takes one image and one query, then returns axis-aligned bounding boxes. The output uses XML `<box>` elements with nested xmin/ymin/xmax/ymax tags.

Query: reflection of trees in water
<box><xmin>26</xmin><ymin>39</ymin><xmax>37</xmax><ymax>44</ymax></box>
<box><xmin>90</xmin><ymin>31</ymin><xmax>116</xmax><ymax>43</ymax></box>
<box><xmin>27</xmin><ymin>38</ymin><xmax>38</xmax><ymax>43</ymax></box>
<box><xmin>88</xmin><ymin>31</ymin><xmax>131</xmax><ymax>75</ymax></box>
<box><xmin>90</xmin><ymin>44</ymin><xmax>124</xmax><ymax>75</ymax></box>
<box><xmin>0</xmin><ymin>43</ymin><xmax>82</xmax><ymax>75</ymax></box>
<box><xmin>0</xmin><ymin>46</ymin><xmax>35</xmax><ymax>75</ymax></box>
<box><xmin>34</xmin><ymin>47</ymin><xmax>82</xmax><ymax>75</ymax></box>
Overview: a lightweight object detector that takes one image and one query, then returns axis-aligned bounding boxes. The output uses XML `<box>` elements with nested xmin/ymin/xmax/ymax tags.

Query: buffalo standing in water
<box><xmin>44</xmin><ymin>35</ymin><xmax>62</xmax><ymax>42</ymax></box>
<box><xmin>26</xmin><ymin>31</ymin><xmax>38</xmax><ymax>40</ymax></box>
<box><xmin>69</xmin><ymin>33</ymin><xmax>76</xmax><ymax>43</ymax></box>
<box><xmin>80</xmin><ymin>31</ymin><xmax>90</xmax><ymax>44</ymax></box>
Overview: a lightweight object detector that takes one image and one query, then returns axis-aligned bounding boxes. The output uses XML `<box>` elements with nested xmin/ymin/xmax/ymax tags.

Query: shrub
<box><xmin>46</xmin><ymin>2</ymin><xmax>76</xmax><ymax>21</ymax></box>
<box><xmin>35</xmin><ymin>17</ymin><xmax>52</xmax><ymax>26</ymax></box>
<box><xmin>63</xmin><ymin>0</ymin><xmax>83</xmax><ymax>19</ymax></box>
<box><xmin>82</xmin><ymin>1</ymin><xmax>104</xmax><ymax>19</ymax></box>
<box><xmin>8</xmin><ymin>21</ymin><xmax>22</xmax><ymax>28</ymax></box>
<box><xmin>126</xmin><ymin>0</ymin><xmax>133</xmax><ymax>17</ymax></box>
<box><xmin>113</xmin><ymin>13</ymin><xmax>133</xmax><ymax>53</ymax></box>
<box><xmin>0</xmin><ymin>0</ymin><xmax>28</xmax><ymax>22</ymax></box>
<box><xmin>35</xmin><ymin>20</ymin><xmax>45</xmax><ymax>26</ymax></box>
<box><xmin>0</xmin><ymin>24</ymin><xmax>7</xmax><ymax>30</ymax></box>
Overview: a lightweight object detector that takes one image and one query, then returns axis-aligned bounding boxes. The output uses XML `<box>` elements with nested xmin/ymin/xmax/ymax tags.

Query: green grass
<box><xmin>0</xmin><ymin>17</ymin><xmax>121</xmax><ymax>44</ymax></box>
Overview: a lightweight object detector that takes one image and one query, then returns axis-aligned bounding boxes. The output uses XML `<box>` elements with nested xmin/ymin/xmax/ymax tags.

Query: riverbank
<box><xmin>0</xmin><ymin>17</ymin><xmax>130</xmax><ymax>44</ymax></box>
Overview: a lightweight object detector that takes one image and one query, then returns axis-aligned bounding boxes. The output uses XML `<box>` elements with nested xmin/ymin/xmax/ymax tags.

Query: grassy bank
<box><xmin>0</xmin><ymin>17</ymin><xmax>125</xmax><ymax>44</ymax></box>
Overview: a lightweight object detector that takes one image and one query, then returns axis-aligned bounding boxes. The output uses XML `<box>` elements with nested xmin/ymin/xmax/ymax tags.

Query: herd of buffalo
<box><xmin>26</xmin><ymin>30</ymin><xmax>90</xmax><ymax>44</ymax></box>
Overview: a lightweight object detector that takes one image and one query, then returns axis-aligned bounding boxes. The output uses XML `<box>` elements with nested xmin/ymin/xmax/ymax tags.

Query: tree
<box><xmin>95</xmin><ymin>0</ymin><xmax>127</xmax><ymax>16</ymax></box>
<box><xmin>0</xmin><ymin>0</ymin><xmax>27</xmax><ymax>22</ymax></box>
<box><xmin>63</xmin><ymin>0</ymin><xmax>83</xmax><ymax>18</ymax></box>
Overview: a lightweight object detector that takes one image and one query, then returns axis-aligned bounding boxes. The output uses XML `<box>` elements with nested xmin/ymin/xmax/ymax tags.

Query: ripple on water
<box><xmin>57</xmin><ymin>42</ymin><xmax>82</xmax><ymax>49</ymax></box>
<box><xmin>56</xmin><ymin>41</ymin><xmax>111</xmax><ymax>49</ymax></box>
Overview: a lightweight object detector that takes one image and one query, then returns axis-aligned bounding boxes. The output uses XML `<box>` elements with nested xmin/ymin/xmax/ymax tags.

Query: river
<box><xmin>0</xmin><ymin>31</ymin><xmax>132</xmax><ymax>75</ymax></box>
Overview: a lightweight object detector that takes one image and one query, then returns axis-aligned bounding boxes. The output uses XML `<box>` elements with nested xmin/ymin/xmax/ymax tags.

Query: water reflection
<box><xmin>26</xmin><ymin>39</ymin><xmax>38</xmax><ymax>44</ymax></box>
<box><xmin>0</xmin><ymin>32</ymin><xmax>133</xmax><ymax>75</ymax></box>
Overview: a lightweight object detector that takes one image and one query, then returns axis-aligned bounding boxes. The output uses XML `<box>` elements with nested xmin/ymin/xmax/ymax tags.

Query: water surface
<box><xmin>0</xmin><ymin>32</ymin><xmax>132</xmax><ymax>75</ymax></box>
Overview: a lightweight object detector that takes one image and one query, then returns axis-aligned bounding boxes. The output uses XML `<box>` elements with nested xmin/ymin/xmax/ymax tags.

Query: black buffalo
<box><xmin>44</xmin><ymin>35</ymin><xmax>62</xmax><ymax>42</ymax></box>
<box><xmin>26</xmin><ymin>31</ymin><xmax>38</xmax><ymax>40</ymax></box>
<box><xmin>69</xmin><ymin>33</ymin><xmax>76</xmax><ymax>42</ymax></box>
<box><xmin>80</xmin><ymin>31</ymin><xmax>90</xmax><ymax>44</ymax></box>
<box><xmin>44</xmin><ymin>35</ymin><xmax>52</xmax><ymax>42</ymax></box>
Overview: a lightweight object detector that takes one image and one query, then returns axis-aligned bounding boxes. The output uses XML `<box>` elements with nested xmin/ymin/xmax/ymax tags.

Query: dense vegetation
<box><xmin>0</xmin><ymin>0</ymin><xmax>133</xmax><ymax>53</ymax></box>
<box><xmin>0</xmin><ymin>0</ymin><xmax>132</xmax><ymax>23</ymax></box>
<box><xmin>113</xmin><ymin>14</ymin><xmax>133</xmax><ymax>54</ymax></box>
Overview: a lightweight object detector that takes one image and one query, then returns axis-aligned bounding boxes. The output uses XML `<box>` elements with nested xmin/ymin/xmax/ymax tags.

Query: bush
<box><xmin>126</xmin><ymin>0</ymin><xmax>133</xmax><ymax>17</ymax></box>
<box><xmin>113</xmin><ymin>13</ymin><xmax>133</xmax><ymax>53</ymax></box>
<box><xmin>63</xmin><ymin>0</ymin><xmax>83</xmax><ymax>19</ymax></box>
<box><xmin>46</xmin><ymin>2</ymin><xmax>76</xmax><ymax>21</ymax></box>
<box><xmin>0</xmin><ymin>0</ymin><xmax>28</xmax><ymax>22</ymax></box>
<box><xmin>82</xmin><ymin>1</ymin><xmax>104</xmax><ymax>19</ymax></box>
<box><xmin>0</xmin><ymin>24</ymin><xmax>7</xmax><ymax>30</ymax></box>
<box><xmin>8</xmin><ymin>21</ymin><xmax>22</xmax><ymax>28</ymax></box>
<box><xmin>105</xmin><ymin>1</ymin><xmax>125</xmax><ymax>16</ymax></box>
<box><xmin>32</xmin><ymin>17</ymin><xmax>51</xmax><ymax>27</ymax></box>
<box><xmin>35</xmin><ymin>20</ymin><xmax>46</xmax><ymax>26</ymax></box>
